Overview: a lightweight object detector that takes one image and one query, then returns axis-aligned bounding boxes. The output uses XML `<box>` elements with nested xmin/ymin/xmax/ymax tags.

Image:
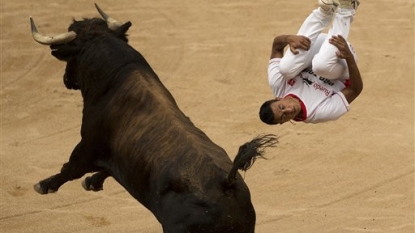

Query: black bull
<box><xmin>30</xmin><ymin>4</ymin><xmax>278</xmax><ymax>233</ymax></box>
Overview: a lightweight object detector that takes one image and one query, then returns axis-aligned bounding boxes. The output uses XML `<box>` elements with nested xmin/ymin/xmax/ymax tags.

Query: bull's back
<box><xmin>81</xmin><ymin>52</ymin><xmax>256</xmax><ymax>232</ymax></box>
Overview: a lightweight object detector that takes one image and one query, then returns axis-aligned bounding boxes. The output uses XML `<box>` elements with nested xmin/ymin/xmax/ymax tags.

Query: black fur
<box><xmin>34</xmin><ymin>9</ymin><xmax>278</xmax><ymax>233</ymax></box>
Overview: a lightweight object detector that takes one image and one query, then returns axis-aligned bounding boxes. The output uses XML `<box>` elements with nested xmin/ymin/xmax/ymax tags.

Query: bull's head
<box><xmin>30</xmin><ymin>3</ymin><xmax>131</xmax><ymax>90</ymax></box>
<box><xmin>30</xmin><ymin>3</ymin><xmax>125</xmax><ymax>45</ymax></box>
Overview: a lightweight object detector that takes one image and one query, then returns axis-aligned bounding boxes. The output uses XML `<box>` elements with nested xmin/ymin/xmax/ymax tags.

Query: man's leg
<box><xmin>312</xmin><ymin>1</ymin><xmax>359</xmax><ymax>80</ymax></box>
<box><xmin>279</xmin><ymin>3</ymin><xmax>336</xmax><ymax>79</ymax></box>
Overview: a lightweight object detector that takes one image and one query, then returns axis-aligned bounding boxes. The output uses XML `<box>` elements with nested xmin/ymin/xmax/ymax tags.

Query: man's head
<box><xmin>259</xmin><ymin>99</ymin><xmax>278</xmax><ymax>125</ymax></box>
<box><xmin>259</xmin><ymin>97</ymin><xmax>302</xmax><ymax>125</ymax></box>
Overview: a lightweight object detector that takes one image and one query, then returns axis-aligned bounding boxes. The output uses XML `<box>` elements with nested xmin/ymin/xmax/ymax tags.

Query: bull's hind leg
<box><xmin>82</xmin><ymin>171</ymin><xmax>110</xmax><ymax>191</ymax></box>
<box><xmin>34</xmin><ymin>142</ymin><xmax>95</xmax><ymax>194</ymax></box>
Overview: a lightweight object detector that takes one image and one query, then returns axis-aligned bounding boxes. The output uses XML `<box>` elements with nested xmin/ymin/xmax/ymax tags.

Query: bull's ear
<box><xmin>114</xmin><ymin>21</ymin><xmax>132</xmax><ymax>42</ymax></box>
<box><xmin>50</xmin><ymin>44</ymin><xmax>81</xmax><ymax>61</ymax></box>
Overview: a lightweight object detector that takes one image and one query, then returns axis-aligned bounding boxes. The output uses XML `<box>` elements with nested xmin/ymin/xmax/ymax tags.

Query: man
<box><xmin>259</xmin><ymin>0</ymin><xmax>363</xmax><ymax>125</ymax></box>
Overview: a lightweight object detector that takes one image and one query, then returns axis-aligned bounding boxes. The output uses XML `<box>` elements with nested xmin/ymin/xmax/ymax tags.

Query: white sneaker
<box><xmin>318</xmin><ymin>0</ymin><xmax>339</xmax><ymax>14</ymax></box>
<box><xmin>337</xmin><ymin>0</ymin><xmax>360</xmax><ymax>10</ymax></box>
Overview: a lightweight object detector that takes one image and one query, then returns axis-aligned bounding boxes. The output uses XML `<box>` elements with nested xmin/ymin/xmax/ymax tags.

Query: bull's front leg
<box><xmin>34</xmin><ymin>142</ymin><xmax>94</xmax><ymax>194</ymax></box>
<box><xmin>82</xmin><ymin>171</ymin><xmax>111</xmax><ymax>191</ymax></box>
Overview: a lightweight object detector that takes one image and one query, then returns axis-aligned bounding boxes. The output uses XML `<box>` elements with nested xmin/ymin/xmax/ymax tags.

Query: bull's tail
<box><xmin>227</xmin><ymin>134</ymin><xmax>278</xmax><ymax>187</ymax></box>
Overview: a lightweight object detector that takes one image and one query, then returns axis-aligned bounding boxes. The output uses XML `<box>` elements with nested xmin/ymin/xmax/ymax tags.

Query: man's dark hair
<box><xmin>259</xmin><ymin>99</ymin><xmax>279</xmax><ymax>125</ymax></box>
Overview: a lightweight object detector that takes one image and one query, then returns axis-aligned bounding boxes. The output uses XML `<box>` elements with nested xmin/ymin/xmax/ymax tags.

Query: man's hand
<box><xmin>288</xmin><ymin>35</ymin><xmax>311</xmax><ymax>54</ymax></box>
<box><xmin>332</xmin><ymin>34</ymin><xmax>363</xmax><ymax>104</ymax></box>
<box><xmin>270</xmin><ymin>35</ymin><xmax>310</xmax><ymax>59</ymax></box>
<box><xmin>329</xmin><ymin>34</ymin><xmax>354</xmax><ymax>59</ymax></box>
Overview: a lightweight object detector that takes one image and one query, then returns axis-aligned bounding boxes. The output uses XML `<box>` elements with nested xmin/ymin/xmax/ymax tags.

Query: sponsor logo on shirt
<box><xmin>303</xmin><ymin>77</ymin><xmax>313</xmax><ymax>86</ymax></box>
<box><xmin>302</xmin><ymin>68</ymin><xmax>334</xmax><ymax>96</ymax></box>
<box><xmin>304</xmin><ymin>68</ymin><xmax>334</xmax><ymax>86</ymax></box>
<box><xmin>319</xmin><ymin>77</ymin><xmax>334</xmax><ymax>86</ymax></box>
<box><xmin>313</xmin><ymin>83</ymin><xmax>332</xmax><ymax>96</ymax></box>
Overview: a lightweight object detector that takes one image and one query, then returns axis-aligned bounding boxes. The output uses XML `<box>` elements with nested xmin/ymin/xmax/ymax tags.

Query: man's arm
<box><xmin>270</xmin><ymin>35</ymin><xmax>311</xmax><ymax>59</ymax></box>
<box><xmin>329</xmin><ymin>35</ymin><xmax>363</xmax><ymax>104</ymax></box>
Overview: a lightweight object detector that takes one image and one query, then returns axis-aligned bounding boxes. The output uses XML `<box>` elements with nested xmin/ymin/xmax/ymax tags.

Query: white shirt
<box><xmin>268</xmin><ymin>58</ymin><xmax>350</xmax><ymax>123</ymax></box>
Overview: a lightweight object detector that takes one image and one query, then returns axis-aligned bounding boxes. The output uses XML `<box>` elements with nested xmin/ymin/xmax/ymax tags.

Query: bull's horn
<box><xmin>30</xmin><ymin>17</ymin><xmax>77</xmax><ymax>45</ymax></box>
<box><xmin>94</xmin><ymin>3</ymin><xmax>122</xmax><ymax>30</ymax></box>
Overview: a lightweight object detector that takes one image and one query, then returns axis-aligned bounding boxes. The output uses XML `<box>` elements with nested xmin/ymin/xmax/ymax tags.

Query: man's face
<box><xmin>270</xmin><ymin>98</ymin><xmax>300</xmax><ymax>124</ymax></box>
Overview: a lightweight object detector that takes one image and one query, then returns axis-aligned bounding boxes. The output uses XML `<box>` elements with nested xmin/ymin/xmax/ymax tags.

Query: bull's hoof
<box><xmin>34</xmin><ymin>183</ymin><xmax>57</xmax><ymax>194</ymax></box>
<box><xmin>82</xmin><ymin>177</ymin><xmax>103</xmax><ymax>192</ymax></box>
<box><xmin>81</xmin><ymin>179</ymin><xmax>90</xmax><ymax>191</ymax></box>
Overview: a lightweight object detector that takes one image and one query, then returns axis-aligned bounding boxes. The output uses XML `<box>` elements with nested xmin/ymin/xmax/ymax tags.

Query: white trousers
<box><xmin>279</xmin><ymin>8</ymin><xmax>357</xmax><ymax>80</ymax></box>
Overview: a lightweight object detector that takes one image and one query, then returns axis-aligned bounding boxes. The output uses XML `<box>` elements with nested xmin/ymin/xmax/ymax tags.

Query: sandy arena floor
<box><xmin>1</xmin><ymin>0</ymin><xmax>414</xmax><ymax>232</ymax></box>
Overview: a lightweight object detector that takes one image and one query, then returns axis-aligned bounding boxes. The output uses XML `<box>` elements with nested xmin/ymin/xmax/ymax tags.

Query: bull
<box><xmin>30</xmin><ymin>4</ymin><xmax>278</xmax><ymax>233</ymax></box>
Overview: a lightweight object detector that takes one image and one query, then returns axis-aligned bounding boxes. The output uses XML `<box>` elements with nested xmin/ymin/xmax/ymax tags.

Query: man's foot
<box><xmin>337</xmin><ymin>0</ymin><xmax>360</xmax><ymax>10</ymax></box>
<box><xmin>318</xmin><ymin>0</ymin><xmax>339</xmax><ymax>14</ymax></box>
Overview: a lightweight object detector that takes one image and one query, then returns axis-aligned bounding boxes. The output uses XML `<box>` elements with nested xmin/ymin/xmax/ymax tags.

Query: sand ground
<box><xmin>1</xmin><ymin>0</ymin><xmax>414</xmax><ymax>232</ymax></box>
